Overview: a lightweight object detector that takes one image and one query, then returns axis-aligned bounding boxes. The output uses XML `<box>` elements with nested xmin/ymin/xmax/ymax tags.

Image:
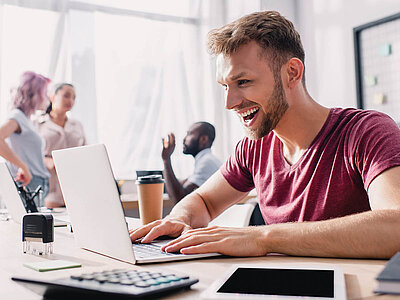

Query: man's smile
<box><xmin>237</xmin><ymin>106</ymin><xmax>260</xmax><ymax>125</ymax></box>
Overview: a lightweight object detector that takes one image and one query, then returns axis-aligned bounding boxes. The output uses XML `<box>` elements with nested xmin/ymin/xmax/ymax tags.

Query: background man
<box><xmin>130</xmin><ymin>11</ymin><xmax>400</xmax><ymax>259</ymax></box>
<box><xmin>162</xmin><ymin>121</ymin><xmax>221</xmax><ymax>203</ymax></box>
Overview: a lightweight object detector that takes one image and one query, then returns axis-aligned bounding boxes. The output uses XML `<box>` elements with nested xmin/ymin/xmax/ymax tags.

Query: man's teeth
<box><xmin>240</xmin><ymin>107</ymin><xmax>259</xmax><ymax>117</ymax></box>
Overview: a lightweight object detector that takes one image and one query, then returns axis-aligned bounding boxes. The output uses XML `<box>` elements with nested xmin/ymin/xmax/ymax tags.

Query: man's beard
<box><xmin>183</xmin><ymin>137</ymin><xmax>201</xmax><ymax>156</ymax></box>
<box><xmin>245</xmin><ymin>78</ymin><xmax>288</xmax><ymax>140</ymax></box>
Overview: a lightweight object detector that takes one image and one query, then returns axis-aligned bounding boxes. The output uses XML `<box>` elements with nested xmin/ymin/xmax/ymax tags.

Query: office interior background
<box><xmin>0</xmin><ymin>0</ymin><xmax>399</xmax><ymax>180</ymax></box>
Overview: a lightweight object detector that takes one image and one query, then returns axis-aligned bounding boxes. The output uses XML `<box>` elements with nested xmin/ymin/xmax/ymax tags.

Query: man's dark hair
<box><xmin>195</xmin><ymin>122</ymin><xmax>216</xmax><ymax>147</ymax></box>
<box><xmin>207</xmin><ymin>11</ymin><xmax>306</xmax><ymax>85</ymax></box>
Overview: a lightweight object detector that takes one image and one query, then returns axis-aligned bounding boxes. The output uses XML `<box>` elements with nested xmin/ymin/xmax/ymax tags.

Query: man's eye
<box><xmin>221</xmin><ymin>84</ymin><xmax>228</xmax><ymax>90</ymax></box>
<box><xmin>238</xmin><ymin>79</ymin><xmax>249</xmax><ymax>86</ymax></box>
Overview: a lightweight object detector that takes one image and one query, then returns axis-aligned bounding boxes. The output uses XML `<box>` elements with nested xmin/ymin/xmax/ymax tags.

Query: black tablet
<box><xmin>201</xmin><ymin>265</ymin><xmax>346</xmax><ymax>299</ymax></box>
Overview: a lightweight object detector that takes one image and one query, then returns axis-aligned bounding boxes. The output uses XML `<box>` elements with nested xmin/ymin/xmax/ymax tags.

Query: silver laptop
<box><xmin>0</xmin><ymin>162</ymin><xmax>68</xmax><ymax>226</ymax></box>
<box><xmin>52</xmin><ymin>144</ymin><xmax>219</xmax><ymax>264</ymax></box>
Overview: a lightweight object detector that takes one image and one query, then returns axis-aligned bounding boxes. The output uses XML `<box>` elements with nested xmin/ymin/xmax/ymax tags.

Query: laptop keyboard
<box><xmin>132</xmin><ymin>243</ymin><xmax>181</xmax><ymax>258</ymax></box>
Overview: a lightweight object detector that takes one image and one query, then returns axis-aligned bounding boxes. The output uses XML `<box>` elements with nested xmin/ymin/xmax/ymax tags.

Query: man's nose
<box><xmin>224</xmin><ymin>88</ymin><xmax>242</xmax><ymax>110</ymax></box>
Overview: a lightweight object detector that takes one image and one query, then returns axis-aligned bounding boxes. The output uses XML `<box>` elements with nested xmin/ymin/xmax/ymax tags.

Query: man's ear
<box><xmin>199</xmin><ymin>135</ymin><xmax>209</xmax><ymax>148</ymax></box>
<box><xmin>285</xmin><ymin>58</ymin><xmax>304</xmax><ymax>88</ymax></box>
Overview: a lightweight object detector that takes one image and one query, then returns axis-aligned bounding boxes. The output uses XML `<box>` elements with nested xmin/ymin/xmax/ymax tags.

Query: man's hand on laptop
<box><xmin>130</xmin><ymin>219</ymin><xmax>269</xmax><ymax>257</ymax></box>
<box><xmin>160</xmin><ymin>226</ymin><xmax>268</xmax><ymax>257</ymax></box>
<box><xmin>129</xmin><ymin>217</ymin><xmax>192</xmax><ymax>244</ymax></box>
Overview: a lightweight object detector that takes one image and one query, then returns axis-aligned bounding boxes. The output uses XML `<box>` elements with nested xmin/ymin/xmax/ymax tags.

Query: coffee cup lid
<box><xmin>136</xmin><ymin>174</ymin><xmax>164</xmax><ymax>184</ymax></box>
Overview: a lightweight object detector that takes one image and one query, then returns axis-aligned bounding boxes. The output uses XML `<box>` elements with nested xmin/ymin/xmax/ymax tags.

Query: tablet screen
<box><xmin>217</xmin><ymin>267</ymin><xmax>334</xmax><ymax>297</ymax></box>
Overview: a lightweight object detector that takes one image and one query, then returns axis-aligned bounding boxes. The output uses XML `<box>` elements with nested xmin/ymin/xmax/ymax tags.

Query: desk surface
<box><xmin>0</xmin><ymin>220</ymin><xmax>394</xmax><ymax>299</ymax></box>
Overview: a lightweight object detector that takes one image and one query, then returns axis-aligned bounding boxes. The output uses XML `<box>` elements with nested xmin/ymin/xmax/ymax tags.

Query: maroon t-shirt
<box><xmin>221</xmin><ymin>108</ymin><xmax>400</xmax><ymax>224</ymax></box>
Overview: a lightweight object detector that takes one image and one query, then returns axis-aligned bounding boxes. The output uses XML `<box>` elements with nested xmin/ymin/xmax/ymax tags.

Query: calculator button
<box><xmin>126</xmin><ymin>271</ymin><xmax>138</xmax><ymax>276</ymax></box>
<box><xmin>101</xmin><ymin>271</ymin><xmax>114</xmax><ymax>276</ymax></box>
<box><xmin>137</xmin><ymin>271</ymin><xmax>149</xmax><ymax>276</ymax></box>
<box><xmin>120</xmin><ymin>279</ymin><xmax>135</xmax><ymax>285</ymax></box>
<box><xmin>166</xmin><ymin>275</ymin><xmax>181</xmax><ymax>281</ymax></box>
<box><xmin>106</xmin><ymin>277</ymin><xmax>120</xmax><ymax>284</ymax></box>
<box><xmin>156</xmin><ymin>277</ymin><xmax>172</xmax><ymax>284</ymax></box>
<box><xmin>94</xmin><ymin>276</ymin><xmax>108</xmax><ymax>283</ymax></box>
<box><xmin>134</xmin><ymin>281</ymin><xmax>151</xmax><ymax>288</ymax></box>
<box><xmin>80</xmin><ymin>274</ymin><xmax>95</xmax><ymax>280</ymax></box>
<box><xmin>145</xmin><ymin>279</ymin><xmax>159</xmax><ymax>285</ymax></box>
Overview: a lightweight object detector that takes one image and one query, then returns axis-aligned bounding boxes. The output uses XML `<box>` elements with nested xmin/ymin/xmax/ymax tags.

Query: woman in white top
<box><xmin>36</xmin><ymin>83</ymin><xmax>86</xmax><ymax>208</ymax></box>
<box><xmin>0</xmin><ymin>71</ymin><xmax>51</xmax><ymax>207</ymax></box>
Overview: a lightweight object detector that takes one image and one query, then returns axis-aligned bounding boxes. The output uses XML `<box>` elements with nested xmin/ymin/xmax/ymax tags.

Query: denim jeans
<box><xmin>26</xmin><ymin>175</ymin><xmax>49</xmax><ymax>208</ymax></box>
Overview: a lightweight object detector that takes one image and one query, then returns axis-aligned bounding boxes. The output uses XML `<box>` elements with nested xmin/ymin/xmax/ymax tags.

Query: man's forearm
<box><xmin>163</xmin><ymin>159</ymin><xmax>186</xmax><ymax>203</ymax></box>
<box><xmin>167</xmin><ymin>191</ymin><xmax>212</xmax><ymax>229</ymax></box>
<box><xmin>264</xmin><ymin>209</ymin><xmax>400</xmax><ymax>258</ymax></box>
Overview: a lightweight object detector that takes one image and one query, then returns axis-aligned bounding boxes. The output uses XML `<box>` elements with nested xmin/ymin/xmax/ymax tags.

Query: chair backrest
<box><xmin>209</xmin><ymin>199</ymin><xmax>258</xmax><ymax>227</ymax></box>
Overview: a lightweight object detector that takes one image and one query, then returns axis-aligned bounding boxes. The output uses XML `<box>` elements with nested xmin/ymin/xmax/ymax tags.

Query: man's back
<box><xmin>187</xmin><ymin>148</ymin><xmax>222</xmax><ymax>187</ymax></box>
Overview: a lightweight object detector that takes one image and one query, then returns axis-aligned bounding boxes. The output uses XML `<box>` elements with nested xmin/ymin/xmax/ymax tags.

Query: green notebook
<box><xmin>23</xmin><ymin>260</ymin><xmax>81</xmax><ymax>272</ymax></box>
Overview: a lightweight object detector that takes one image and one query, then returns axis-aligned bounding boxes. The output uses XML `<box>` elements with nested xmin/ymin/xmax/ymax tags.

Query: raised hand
<box><xmin>161</xmin><ymin>133</ymin><xmax>176</xmax><ymax>161</ymax></box>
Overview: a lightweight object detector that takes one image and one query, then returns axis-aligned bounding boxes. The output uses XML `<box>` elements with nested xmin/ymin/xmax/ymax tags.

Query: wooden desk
<box><xmin>0</xmin><ymin>220</ymin><xmax>393</xmax><ymax>299</ymax></box>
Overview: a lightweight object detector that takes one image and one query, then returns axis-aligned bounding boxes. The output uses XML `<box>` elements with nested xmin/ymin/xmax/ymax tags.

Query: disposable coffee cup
<box><xmin>136</xmin><ymin>175</ymin><xmax>164</xmax><ymax>225</ymax></box>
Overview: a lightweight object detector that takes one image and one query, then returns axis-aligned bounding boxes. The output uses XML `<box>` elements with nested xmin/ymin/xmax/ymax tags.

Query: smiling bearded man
<box><xmin>130</xmin><ymin>11</ymin><xmax>400</xmax><ymax>260</ymax></box>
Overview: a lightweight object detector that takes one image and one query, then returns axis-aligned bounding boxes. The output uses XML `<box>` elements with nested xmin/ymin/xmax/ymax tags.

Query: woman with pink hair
<box><xmin>0</xmin><ymin>71</ymin><xmax>51</xmax><ymax>208</ymax></box>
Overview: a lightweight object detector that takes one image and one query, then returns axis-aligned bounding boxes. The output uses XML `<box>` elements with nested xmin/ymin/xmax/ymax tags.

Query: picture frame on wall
<box><xmin>353</xmin><ymin>12</ymin><xmax>400</xmax><ymax>123</ymax></box>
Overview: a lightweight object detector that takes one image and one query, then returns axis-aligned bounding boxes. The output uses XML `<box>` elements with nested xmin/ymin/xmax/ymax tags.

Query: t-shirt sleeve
<box><xmin>220</xmin><ymin>138</ymin><xmax>255</xmax><ymax>192</ymax></box>
<box><xmin>350</xmin><ymin>112</ymin><xmax>400</xmax><ymax>191</ymax></box>
<box><xmin>8</xmin><ymin>109</ymin><xmax>26</xmax><ymax>134</ymax></box>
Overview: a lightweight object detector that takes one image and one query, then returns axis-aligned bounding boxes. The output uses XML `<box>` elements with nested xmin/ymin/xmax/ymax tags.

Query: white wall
<box><xmin>297</xmin><ymin>0</ymin><xmax>400</xmax><ymax>108</ymax></box>
<box><xmin>1</xmin><ymin>1</ymin><xmax>399</xmax><ymax>181</ymax></box>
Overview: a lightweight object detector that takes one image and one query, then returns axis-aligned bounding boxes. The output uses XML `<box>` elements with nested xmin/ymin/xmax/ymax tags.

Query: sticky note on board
<box><xmin>364</xmin><ymin>75</ymin><xmax>377</xmax><ymax>86</ymax></box>
<box><xmin>373</xmin><ymin>93</ymin><xmax>386</xmax><ymax>104</ymax></box>
<box><xmin>23</xmin><ymin>260</ymin><xmax>81</xmax><ymax>272</ymax></box>
<box><xmin>378</xmin><ymin>43</ymin><xmax>392</xmax><ymax>56</ymax></box>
